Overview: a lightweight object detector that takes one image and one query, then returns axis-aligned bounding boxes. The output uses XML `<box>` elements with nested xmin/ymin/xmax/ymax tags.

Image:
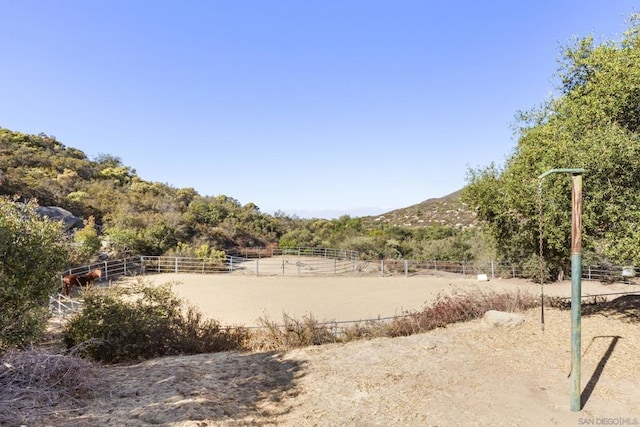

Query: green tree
<box><xmin>463</xmin><ymin>14</ymin><xmax>640</xmax><ymax>278</ymax></box>
<box><xmin>71</xmin><ymin>216</ymin><xmax>102</xmax><ymax>263</ymax></box>
<box><xmin>0</xmin><ymin>198</ymin><xmax>69</xmax><ymax>349</ymax></box>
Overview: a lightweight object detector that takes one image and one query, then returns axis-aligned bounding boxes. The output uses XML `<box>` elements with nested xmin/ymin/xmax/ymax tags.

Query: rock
<box><xmin>35</xmin><ymin>206</ymin><xmax>83</xmax><ymax>231</ymax></box>
<box><xmin>482</xmin><ymin>310</ymin><xmax>525</xmax><ymax>328</ymax></box>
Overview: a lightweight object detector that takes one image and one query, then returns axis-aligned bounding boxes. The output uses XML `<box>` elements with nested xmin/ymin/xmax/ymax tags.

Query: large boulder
<box><xmin>482</xmin><ymin>310</ymin><xmax>526</xmax><ymax>328</ymax></box>
<box><xmin>35</xmin><ymin>206</ymin><xmax>83</xmax><ymax>232</ymax></box>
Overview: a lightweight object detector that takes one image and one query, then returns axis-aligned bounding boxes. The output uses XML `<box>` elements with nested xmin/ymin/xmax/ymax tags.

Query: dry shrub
<box><xmin>247</xmin><ymin>313</ymin><xmax>337</xmax><ymax>352</ymax></box>
<box><xmin>246</xmin><ymin>290</ymin><xmax>538</xmax><ymax>350</ymax></box>
<box><xmin>545</xmin><ymin>296</ymin><xmax>571</xmax><ymax>309</ymax></box>
<box><xmin>173</xmin><ymin>305</ymin><xmax>250</xmax><ymax>354</ymax></box>
<box><xmin>0</xmin><ymin>347</ymin><xmax>104</xmax><ymax>425</ymax></box>
<box><xmin>340</xmin><ymin>319</ymin><xmax>388</xmax><ymax>341</ymax></box>
<box><xmin>385</xmin><ymin>290</ymin><xmax>538</xmax><ymax>337</ymax></box>
<box><xmin>544</xmin><ymin>295</ymin><xmax>610</xmax><ymax>311</ymax></box>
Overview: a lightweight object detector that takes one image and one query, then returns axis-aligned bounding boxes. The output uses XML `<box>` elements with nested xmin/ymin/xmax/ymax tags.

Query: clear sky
<box><xmin>0</xmin><ymin>1</ymin><xmax>637</xmax><ymax>218</ymax></box>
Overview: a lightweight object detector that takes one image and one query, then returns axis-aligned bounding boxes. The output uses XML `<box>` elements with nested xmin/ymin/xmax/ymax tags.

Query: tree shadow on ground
<box><xmin>581</xmin><ymin>294</ymin><xmax>640</xmax><ymax>323</ymax></box>
<box><xmin>549</xmin><ymin>294</ymin><xmax>640</xmax><ymax>323</ymax></box>
<box><xmin>49</xmin><ymin>351</ymin><xmax>307</xmax><ymax>426</ymax></box>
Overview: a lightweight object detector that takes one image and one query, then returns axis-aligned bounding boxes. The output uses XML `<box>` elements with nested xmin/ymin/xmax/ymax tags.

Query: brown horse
<box><xmin>62</xmin><ymin>269</ymin><xmax>102</xmax><ymax>296</ymax></box>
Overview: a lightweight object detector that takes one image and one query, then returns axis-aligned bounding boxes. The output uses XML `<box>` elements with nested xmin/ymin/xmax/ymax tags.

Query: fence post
<box><xmin>175</xmin><ymin>257</ymin><xmax>179</xmax><ymax>274</ymax></box>
<box><xmin>256</xmin><ymin>259</ymin><xmax>259</xmax><ymax>277</ymax></box>
<box><xmin>434</xmin><ymin>260</ymin><xmax>438</xmax><ymax>272</ymax></box>
<box><xmin>380</xmin><ymin>260</ymin><xmax>384</xmax><ymax>277</ymax></box>
<box><xmin>491</xmin><ymin>261</ymin><xmax>495</xmax><ymax>280</ymax></box>
<box><xmin>104</xmin><ymin>261</ymin><xmax>109</xmax><ymax>280</ymax></box>
<box><xmin>404</xmin><ymin>260</ymin><xmax>408</xmax><ymax>277</ymax></box>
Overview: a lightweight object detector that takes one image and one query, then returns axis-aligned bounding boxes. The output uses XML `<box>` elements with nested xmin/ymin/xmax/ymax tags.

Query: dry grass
<box><xmin>247</xmin><ymin>313</ymin><xmax>338</xmax><ymax>352</ymax></box>
<box><xmin>246</xmin><ymin>290</ymin><xmax>538</xmax><ymax>351</ymax></box>
<box><xmin>386</xmin><ymin>289</ymin><xmax>538</xmax><ymax>336</ymax></box>
<box><xmin>245</xmin><ymin>292</ymin><xmax>637</xmax><ymax>352</ymax></box>
<box><xmin>0</xmin><ymin>347</ymin><xmax>105</xmax><ymax>425</ymax></box>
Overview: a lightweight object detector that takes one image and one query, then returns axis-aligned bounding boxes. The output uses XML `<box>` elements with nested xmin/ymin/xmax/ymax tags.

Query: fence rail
<box><xmin>226</xmin><ymin>247</ymin><xmax>359</xmax><ymax>261</ymax></box>
<box><xmin>49</xmin><ymin>293</ymin><xmax>84</xmax><ymax>317</ymax></box>
<box><xmin>63</xmin><ymin>256</ymin><xmax>144</xmax><ymax>279</ymax></box>
<box><xmin>59</xmin><ymin>249</ymin><xmax>640</xmax><ymax>284</ymax></box>
<box><xmin>54</xmin><ymin>249</ymin><xmax>639</xmax><ymax>328</ymax></box>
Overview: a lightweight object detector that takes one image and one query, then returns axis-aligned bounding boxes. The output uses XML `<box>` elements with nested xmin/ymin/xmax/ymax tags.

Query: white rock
<box><xmin>483</xmin><ymin>310</ymin><xmax>525</xmax><ymax>328</ymax></box>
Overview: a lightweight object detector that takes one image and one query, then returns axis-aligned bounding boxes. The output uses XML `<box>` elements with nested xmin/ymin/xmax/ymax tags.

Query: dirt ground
<box><xmin>41</xmin><ymin>274</ymin><xmax>640</xmax><ymax>426</ymax></box>
<box><xmin>131</xmin><ymin>272</ymin><xmax>636</xmax><ymax>326</ymax></box>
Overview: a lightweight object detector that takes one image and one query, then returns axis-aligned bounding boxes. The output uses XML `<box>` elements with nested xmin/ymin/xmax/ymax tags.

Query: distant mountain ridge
<box><xmin>362</xmin><ymin>190</ymin><xmax>477</xmax><ymax>228</ymax></box>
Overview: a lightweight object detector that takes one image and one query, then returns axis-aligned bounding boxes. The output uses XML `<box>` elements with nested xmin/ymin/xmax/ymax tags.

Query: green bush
<box><xmin>63</xmin><ymin>280</ymin><xmax>248</xmax><ymax>363</ymax></box>
<box><xmin>70</xmin><ymin>216</ymin><xmax>102</xmax><ymax>264</ymax></box>
<box><xmin>0</xmin><ymin>198</ymin><xmax>69</xmax><ymax>351</ymax></box>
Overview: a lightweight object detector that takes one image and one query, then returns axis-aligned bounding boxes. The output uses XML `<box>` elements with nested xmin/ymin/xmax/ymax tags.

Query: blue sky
<box><xmin>1</xmin><ymin>1</ymin><xmax>637</xmax><ymax>218</ymax></box>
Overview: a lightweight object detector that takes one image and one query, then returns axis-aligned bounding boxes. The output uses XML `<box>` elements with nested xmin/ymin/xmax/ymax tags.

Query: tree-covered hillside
<box><xmin>0</xmin><ymin>128</ymin><xmax>480</xmax><ymax>264</ymax></box>
<box><xmin>0</xmin><ymin>128</ymin><xmax>289</xmax><ymax>259</ymax></box>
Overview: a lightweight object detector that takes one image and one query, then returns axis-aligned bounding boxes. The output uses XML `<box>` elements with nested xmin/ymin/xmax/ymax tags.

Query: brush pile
<box><xmin>0</xmin><ymin>347</ymin><xmax>104</xmax><ymax>425</ymax></box>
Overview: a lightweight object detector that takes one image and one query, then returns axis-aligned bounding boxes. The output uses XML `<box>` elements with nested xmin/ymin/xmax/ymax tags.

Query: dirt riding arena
<box><xmin>136</xmin><ymin>271</ymin><xmax>633</xmax><ymax>326</ymax></box>
<box><xmin>53</xmin><ymin>273</ymin><xmax>640</xmax><ymax>426</ymax></box>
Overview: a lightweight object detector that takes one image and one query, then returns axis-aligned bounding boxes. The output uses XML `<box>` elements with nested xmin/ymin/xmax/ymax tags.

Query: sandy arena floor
<box><xmin>134</xmin><ymin>272</ymin><xmax>635</xmax><ymax>326</ymax></box>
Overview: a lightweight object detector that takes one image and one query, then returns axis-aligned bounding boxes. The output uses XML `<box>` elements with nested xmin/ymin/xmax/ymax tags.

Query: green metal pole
<box><xmin>570</xmin><ymin>173</ymin><xmax>583</xmax><ymax>412</ymax></box>
<box><xmin>538</xmin><ymin>168</ymin><xmax>584</xmax><ymax>412</ymax></box>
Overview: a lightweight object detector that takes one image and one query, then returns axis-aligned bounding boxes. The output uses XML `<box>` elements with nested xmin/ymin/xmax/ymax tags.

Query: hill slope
<box><xmin>363</xmin><ymin>190</ymin><xmax>477</xmax><ymax>228</ymax></box>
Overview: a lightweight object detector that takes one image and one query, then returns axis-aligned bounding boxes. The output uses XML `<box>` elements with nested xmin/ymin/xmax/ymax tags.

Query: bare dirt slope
<box><xmin>37</xmin><ymin>275</ymin><xmax>640</xmax><ymax>426</ymax></box>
